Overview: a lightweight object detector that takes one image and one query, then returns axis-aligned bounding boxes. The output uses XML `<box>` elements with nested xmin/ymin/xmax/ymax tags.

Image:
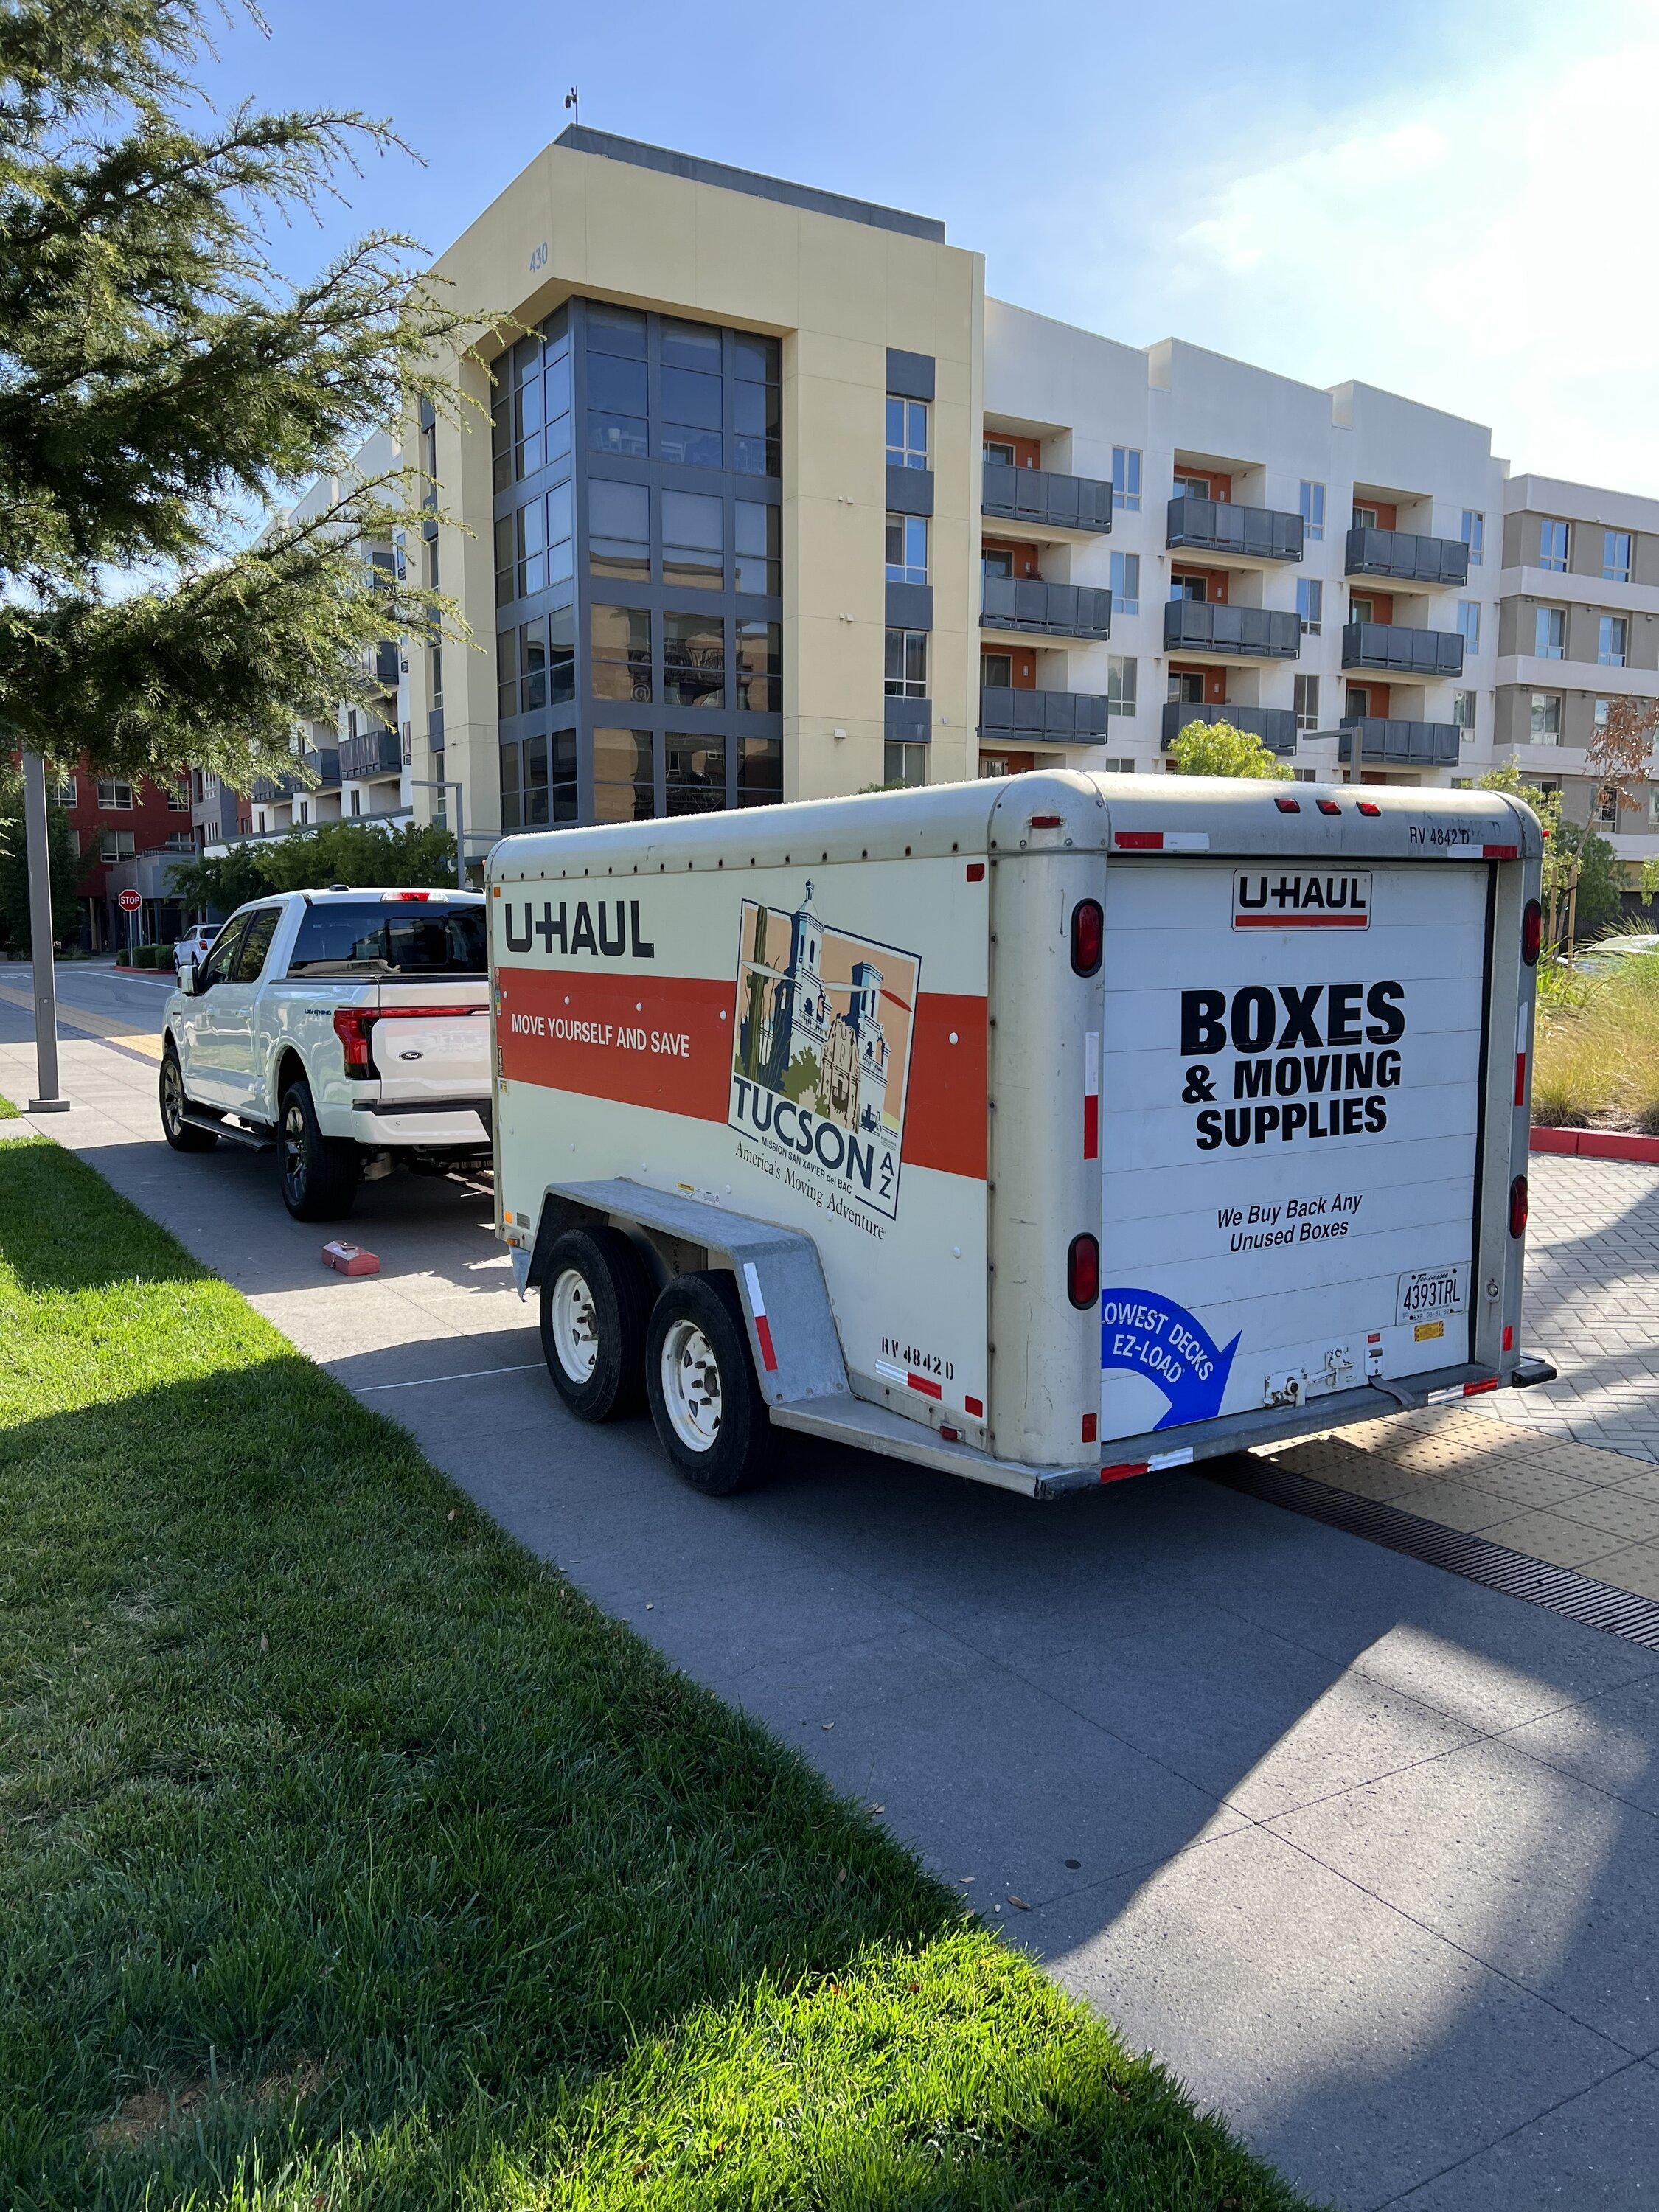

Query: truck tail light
<box><xmin>1070</xmin><ymin>898</ymin><xmax>1103</xmax><ymax>976</ymax></box>
<box><xmin>1521</xmin><ymin>899</ymin><xmax>1543</xmax><ymax>964</ymax></box>
<box><xmin>333</xmin><ymin>1009</ymin><xmax>376</xmax><ymax>1077</ymax></box>
<box><xmin>393</xmin><ymin>890</ymin><xmax>431</xmax><ymax>901</ymax></box>
<box><xmin>1068</xmin><ymin>1232</ymin><xmax>1100</xmax><ymax>1310</ymax></box>
<box><xmin>1509</xmin><ymin>1175</ymin><xmax>1529</xmax><ymax>1238</ymax></box>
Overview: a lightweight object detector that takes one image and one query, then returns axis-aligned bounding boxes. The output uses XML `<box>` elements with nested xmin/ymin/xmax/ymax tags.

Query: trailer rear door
<box><xmin>1096</xmin><ymin>855</ymin><xmax>1489</xmax><ymax>1442</ymax></box>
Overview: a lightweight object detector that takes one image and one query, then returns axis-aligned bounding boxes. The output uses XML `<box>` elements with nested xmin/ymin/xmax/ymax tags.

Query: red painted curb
<box><xmin>1531</xmin><ymin>1125</ymin><xmax>1659</xmax><ymax>1163</ymax></box>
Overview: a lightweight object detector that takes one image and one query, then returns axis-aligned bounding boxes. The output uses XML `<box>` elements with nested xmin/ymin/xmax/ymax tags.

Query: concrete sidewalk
<box><xmin>4</xmin><ymin>1020</ymin><xmax>1659</xmax><ymax>2211</ymax></box>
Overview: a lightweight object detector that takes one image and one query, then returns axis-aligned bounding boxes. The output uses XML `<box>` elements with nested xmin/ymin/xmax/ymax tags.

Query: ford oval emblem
<box><xmin>399</xmin><ymin>1048</ymin><xmax>422</xmax><ymax>1060</ymax></box>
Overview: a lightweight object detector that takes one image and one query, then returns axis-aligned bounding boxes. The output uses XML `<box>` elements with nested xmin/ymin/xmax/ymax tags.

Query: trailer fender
<box><xmin>529</xmin><ymin>1178</ymin><xmax>851</xmax><ymax>1408</ymax></box>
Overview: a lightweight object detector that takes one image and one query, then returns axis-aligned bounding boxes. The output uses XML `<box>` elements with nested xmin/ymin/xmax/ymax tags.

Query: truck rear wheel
<box><xmin>279</xmin><ymin>1076</ymin><xmax>359</xmax><ymax>1222</ymax></box>
<box><xmin>539</xmin><ymin>1226</ymin><xmax>648</xmax><ymax>1422</ymax></box>
<box><xmin>645</xmin><ymin>1271</ymin><xmax>776</xmax><ymax>1495</ymax></box>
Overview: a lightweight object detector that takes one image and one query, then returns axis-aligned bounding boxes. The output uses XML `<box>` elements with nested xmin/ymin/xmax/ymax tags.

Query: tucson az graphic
<box><xmin>728</xmin><ymin>883</ymin><xmax>919</xmax><ymax>1222</ymax></box>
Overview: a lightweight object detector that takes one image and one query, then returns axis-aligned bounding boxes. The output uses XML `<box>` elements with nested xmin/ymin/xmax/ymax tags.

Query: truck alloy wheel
<box><xmin>644</xmin><ymin>1272</ymin><xmax>776</xmax><ymax>1495</ymax></box>
<box><xmin>159</xmin><ymin>1047</ymin><xmax>218</xmax><ymax>1152</ymax></box>
<box><xmin>538</xmin><ymin>1226</ymin><xmax>647</xmax><ymax>1421</ymax></box>
<box><xmin>278</xmin><ymin>1078</ymin><xmax>359</xmax><ymax>1222</ymax></box>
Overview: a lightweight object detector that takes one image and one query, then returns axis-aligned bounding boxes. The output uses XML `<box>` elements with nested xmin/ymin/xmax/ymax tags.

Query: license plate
<box><xmin>1396</xmin><ymin>1265</ymin><xmax>1467</xmax><ymax>1324</ymax></box>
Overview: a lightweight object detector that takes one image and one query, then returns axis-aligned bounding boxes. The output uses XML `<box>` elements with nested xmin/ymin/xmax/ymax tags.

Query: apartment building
<box><xmin>218</xmin><ymin>125</ymin><xmax>1658</xmax><ymax>892</ymax></box>
<box><xmin>45</xmin><ymin>761</ymin><xmax>196</xmax><ymax>950</ymax></box>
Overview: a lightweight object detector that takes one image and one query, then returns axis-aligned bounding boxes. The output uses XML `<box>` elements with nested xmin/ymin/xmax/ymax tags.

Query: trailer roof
<box><xmin>488</xmin><ymin>771</ymin><xmax>1541</xmax><ymax>880</ymax></box>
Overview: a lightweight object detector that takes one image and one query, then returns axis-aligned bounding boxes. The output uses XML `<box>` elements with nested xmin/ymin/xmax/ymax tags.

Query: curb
<box><xmin>1532</xmin><ymin>1125</ymin><xmax>1659</xmax><ymax>1163</ymax></box>
<box><xmin>112</xmin><ymin>964</ymin><xmax>176</xmax><ymax>981</ymax></box>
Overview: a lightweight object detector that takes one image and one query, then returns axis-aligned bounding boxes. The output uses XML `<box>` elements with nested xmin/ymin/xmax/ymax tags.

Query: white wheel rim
<box><xmin>550</xmin><ymin>1266</ymin><xmax>600</xmax><ymax>1384</ymax></box>
<box><xmin>660</xmin><ymin>1318</ymin><xmax>723</xmax><ymax>1453</ymax></box>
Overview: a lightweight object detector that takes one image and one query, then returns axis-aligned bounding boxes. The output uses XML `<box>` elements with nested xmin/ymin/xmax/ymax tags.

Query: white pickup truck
<box><xmin>160</xmin><ymin>887</ymin><xmax>492</xmax><ymax>1220</ymax></box>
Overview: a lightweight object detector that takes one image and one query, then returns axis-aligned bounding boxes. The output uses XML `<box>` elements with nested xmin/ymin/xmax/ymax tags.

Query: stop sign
<box><xmin>116</xmin><ymin>888</ymin><xmax>142</xmax><ymax>914</ymax></box>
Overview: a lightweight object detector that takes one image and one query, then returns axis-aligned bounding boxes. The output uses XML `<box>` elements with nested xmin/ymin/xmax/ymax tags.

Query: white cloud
<box><xmin>1154</xmin><ymin>14</ymin><xmax>1659</xmax><ymax>493</ymax></box>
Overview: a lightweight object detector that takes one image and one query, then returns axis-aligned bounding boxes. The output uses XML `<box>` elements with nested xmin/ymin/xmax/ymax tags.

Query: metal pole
<box><xmin>21</xmin><ymin>748</ymin><xmax>69</xmax><ymax>1111</ymax></box>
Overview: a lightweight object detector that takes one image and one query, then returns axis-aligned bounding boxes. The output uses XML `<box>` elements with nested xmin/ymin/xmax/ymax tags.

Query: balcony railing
<box><xmin>978</xmin><ymin>685</ymin><xmax>1110</xmax><ymax>742</ymax></box>
<box><xmin>1344</xmin><ymin>526</ymin><xmax>1470</xmax><ymax>588</ymax></box>
<box><xmin>340</xmin><ymin>726</ymin><xmax>403</xmax><ymax>780</ymax></box>
<box><xmin>370</xmin><ymin>641</ymin><xmax>400</xmax><ymax>686</ymax></box>
<box><xmin>982</xmin><ymin>460</ymin><xmax>1112</xmax><ymax>535</ymax></box>
<box><xmin>981</xmin><ymin>574</ymin><xmax>1112</xmax><ymax>640</ymax></box>
<box><xmin>1161</xmin><ymin>700</ymin><xmax>1298</xmax><ymax>754</ymax></box>
<box><xmin>1163</xmin><ymin>600</ymin><xmax>1301</xmax><ymax>659</ymax></box>
<box><xmin>1341</xmin><ymin>621</ymin><xmax>1464</xmax><ymax>678</ymax></box>
<box><xmin>1335</xmin><ymin>717</ymin><xmax>1461</xmax><ymax>768</ymax></box>
<box><xmin>1166</xmin><ymin>495</ymin><xmax>1303</xmax><ymax>563</ymax></box>
<box><xmin>250</xmin><ymin>773</ymin><xmax>297</xmax><ymax>804</ymax></box>
<box><xmin>303</xmin><ymin>746</ymin><xmax>342</xmax><ymax>788</ymax></box>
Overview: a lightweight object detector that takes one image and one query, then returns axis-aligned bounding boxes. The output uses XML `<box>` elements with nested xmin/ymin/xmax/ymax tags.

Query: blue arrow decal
<box><xmin>1099</xmin><ymin>1288</ymin><xmax>1242</xmax><ymax>1430</ymax></box>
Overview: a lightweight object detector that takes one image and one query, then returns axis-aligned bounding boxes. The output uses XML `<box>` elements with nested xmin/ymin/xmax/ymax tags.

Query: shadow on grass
<box><xmin>0</xmin><ymin>1156</ymin><xmax>1315</xmax><ymax>2210</ymax></box>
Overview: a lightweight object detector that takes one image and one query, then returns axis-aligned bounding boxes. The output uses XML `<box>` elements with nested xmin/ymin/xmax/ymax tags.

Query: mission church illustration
<box><xmin>732</xmin><ymin>884</ymin><xmax>918</xmax><ymax>1141</ymax></box>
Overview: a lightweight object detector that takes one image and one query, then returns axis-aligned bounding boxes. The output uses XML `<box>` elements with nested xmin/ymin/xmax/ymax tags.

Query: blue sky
<box><xmin>199</xmin><ymin>0</ymin><xmax>1659</xmax><ymax>494</ymax></box>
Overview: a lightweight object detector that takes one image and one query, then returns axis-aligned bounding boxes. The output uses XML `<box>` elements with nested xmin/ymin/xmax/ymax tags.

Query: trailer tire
<box><xmin>645</xmin><ymin>1270</ymin><xmax>776</xmax><ymax>1496</ymax></box>
<box><xmin>540</xmin><ymin>1226</ymin><xmax>649</xmax><ymax>1422</ymax></box>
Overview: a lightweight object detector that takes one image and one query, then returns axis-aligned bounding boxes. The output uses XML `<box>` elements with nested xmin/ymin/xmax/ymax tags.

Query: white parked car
<box><xmin>160</xmin><ymin>887</ymin><xmax>492</xmax><ymax>1220</ymax></box>
<box><xmin>173</xmin><ymin>921</ymin><xmax>219</xmax><ymax>976</ymax></box>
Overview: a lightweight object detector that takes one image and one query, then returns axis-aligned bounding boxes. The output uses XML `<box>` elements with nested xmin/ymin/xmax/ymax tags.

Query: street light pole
<box><xmin>409</xmin><ymin>778</ymin><xmax>466</xmax><ymax>883</ymax></box>
<box><xmin>21</xmin><ymin>748</ymin><xmax>69</xmax><ymax>1113</ymax></box>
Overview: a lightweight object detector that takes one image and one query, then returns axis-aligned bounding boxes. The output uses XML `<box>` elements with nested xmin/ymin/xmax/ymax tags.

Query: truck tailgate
<box><xmin>1096</xmin><ymin>856</ymin><xmax>1489</xmax><ymax>1441</ymax></box>
<box><xmin>368</xmin><ymin>984</ymin><xmax>491</xmax><ymax>1102</ymax></box>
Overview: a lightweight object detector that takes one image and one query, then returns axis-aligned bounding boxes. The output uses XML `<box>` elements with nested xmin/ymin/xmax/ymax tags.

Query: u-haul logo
<box><xmin>1233</xmin><ymin>869</ymin><xmax>1371</xmax><ymax>931</ymax></box>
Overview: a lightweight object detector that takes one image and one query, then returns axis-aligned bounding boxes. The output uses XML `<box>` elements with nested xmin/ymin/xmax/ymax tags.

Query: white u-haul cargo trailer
<box><xmin>488</xmin><ymin>773</ymin><xmax>1554</xmax><ymax>1498</ymax></box>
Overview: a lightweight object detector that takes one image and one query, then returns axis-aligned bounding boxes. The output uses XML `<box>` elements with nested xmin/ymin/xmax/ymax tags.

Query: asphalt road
<box><xmin>3</xmin><ymin>982</ymin><xmax>1658</xmax><ymax>2211</ymax></box>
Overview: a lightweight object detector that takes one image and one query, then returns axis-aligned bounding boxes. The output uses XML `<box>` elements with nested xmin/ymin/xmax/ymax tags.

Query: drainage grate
<box><xmin>1210</xmin><ymin>1455</ymin><xmax>1659</xmax><ymax>1652</ymax></box>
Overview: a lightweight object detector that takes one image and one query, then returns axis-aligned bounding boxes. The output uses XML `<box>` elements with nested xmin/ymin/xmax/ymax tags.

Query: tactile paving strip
<box><xmin>1210</xmin><ymin>1455</ymin><xmax>1659</xmax><ymax>1652</ymax></box>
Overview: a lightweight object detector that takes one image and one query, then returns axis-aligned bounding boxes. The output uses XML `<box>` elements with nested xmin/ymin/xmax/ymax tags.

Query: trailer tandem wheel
<box><xmin>539</xmin><ymin>1225</ymin><xmax>650</xmax><ymax>1421</ymax></box>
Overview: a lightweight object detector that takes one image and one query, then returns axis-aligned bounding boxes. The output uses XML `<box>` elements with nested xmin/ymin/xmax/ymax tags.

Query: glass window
<box><xmin>97</xmin><ymin>778</ymin><xmax>133</xmax><ymax>809</ymax></box>
<box><xmin>883</xmin><ymin>741</ymin><xmax>928</xmax><ymax>788</ymax></box>
<box><xmin>1594</xmin><ymin>784</ymin><xmax>1620</xmax><ymax>829</ymax></box>
<box><xmin>661</xmin><ymin>317</ymin><xmax>720</xmax><ymax>372</ymax></box>
<box><xmin>662</xmin><ymin>490</ymin><xmax>725</xmax><ymax>588</ymax></box>
<box><xmin>736</xmin><ymin>618</ymin><xmax>782</xmax><ymax>712</ymax></box>
<box><xmin>1456</xmin><ymin>599</ymin><xmax>1481</xmax><ymax>653</ymax></box>
<box><xmin>735</xmin><ymin>501</ymin><xmax>780</xmax><ymax>596</ymax></box>
<box><xmin>588</xmin><ymin>479</ymin><xmax>650</xmax><ymax>579</ymax></box>
<box><xmin>1594</xmin><ymin>697</ymin><xmax>1612</xmax><ymax>739</ymax></box>
<box><xmin>543</xmin><ymin>353</ymin><xmax>572</xmax><ymax>471</ymax></box>
<box><xmin>1299</xmin><ymin>480</ymin><xmax>1325</xmax><ymax>542</ymax></box>
<box><xmin>1110</xmin><ymin>550</ymin><xmax>1140</xmax><ymax>616</ymax></box>
<box><xmin>1599</xmin><ymin>613</ymin><xmax>1628</xmax><ymax>667</ymax></box>
<box><xmin>199</xmin><ymin>916</ymin><xmax>249</xmax><ymax>987</ymax></box>
<box><xmin>665</xmin><ymin>732</ymin><xmax>727</xmax><ymax>815</ymax></box>
<box><xmin>886</xmin><ymin>397</ymin><xmax>928</xmax><ymax>470</ymax></box>
<box><xmin>1107</xmin><ymin>655</ymin><xmax>1137</xmax><ymax>717</ymax></box>
<box><xmin>499</xmin><ymin>738</ymin><xmax>522</xmax><ymax>831</ymax></box>
<box><xmin>1529</xmin><ymin>692</ymin><xmax>1562</xmax><ymax>742</ymax></box>
<box><xmin>548</xmin><ymin>605</ymin><xmax>574</xmax><ymax>704</ymax></box>
<box><xmin>1538</xmin><ymin>518</ymin><xmax>1569</xmax><ymax>572</ymax></box>
<box><xmin>1453</xmin><ymin>689</ymin><xmax>1476</xmax><ymax>732</ymax></box>
<box><xmin>50</xmin><ymin>773</ymin><xmax>77</xmax><ymax>805</ymax></box>
<box><xmin>884</xmin><ymin>628</ymin><xmax>928</xmax><ymax>698</ymax></box>
<box><xmin>737</xmin><ymin>734</ymin><xmax>782</xmax><ymax>807</ymax></box>
<box><xmin>733</xmin><ymin>335</ymin><xmax>779</xmax><ymax>476</ymax></box>
<box><xmin>234</xmin><ymin>908</ymin><xmax>280</xmax><ymax>983</ymax></box>
<box><xmin>1177</xmin><ymin>474</ymin><xmax>1214</xmax><ymax>502</ymax></box>
<box><xmin>886</xmin><ymin>512</ymin><xmax>928</xmax><ymax>585</ymax></box>
<box><xmin>1296</xmin><ymin>577</ymin><xmax>1322</xmax><ymax>635</ymax></box>
<box><xmin>591</xmin><ymin>605</ymin><xmax>653</xmax><ymax>702</ymax></box>
<box><xmin>287</xmin><ymin>900</ymin><xmax>487</xmax><ymax>976</ymax></box>
<box><xmin>661</xmin><ymin>366</ymin><xmax>723</xmax><ymax>468</ymax></box>
<box><xmin>495</xmin><ymin>499</ymin><xmax>553</xmax><ymax>604</ymax></box>
<box><xmin>1112</xmin><ymin>446</ymin><xmax>1141</xmax><ymax>513</ymax></box>
<box><xmin>984</xmin><ymin>439</ymin><xmax>1015</xmax><ymax>467</ymax></box>
<box><xmin>1461</xmin><ymin>509</ymin><xmax>1484</xmax><ymax>566</ymax></box>
<box><xmin>1295</xmin><ymin>673</ymin><xmax>1321</xmax><ymax>731</ymax></box>
<box><xmin>733</xmin><ymin>332</ymin><xmax>779</xmax><ymax>385</ymax></box>
<box><xmin>1352</xmin><ymin>504</ymin><xmax>1380</xmax><ymax>530</ymax></box>
<box><xmin>1604</xmin><ymin>529</ymin><xmax>1634</xmax><ymax>584</ymax></box>
<box><xmin>588</xmin><ymin>303</ymin><xmax>647</xmax><ymax>357</ymax></box>
<box><xmin>429</xmin><ymin>639</ymin><xmax>443</xmax><ymax>708</ymax></box>
<box><xmin>981</xmin><ymin>548</ymin><xmax>1013</xmax><ymax>580</ymax></box>
<box><xmin>1535</xmin><ymin>605</ymin><xmax>1566</xmax><ymax>658</ymax></box>
<box><xmin>663</xmin><ymin>610</ymin><xmax>725</xmax><ymax>709</ymax></box>
<box><xmin>1169</xmin><ymin>671</ymin><xmax>1205</xmax><ymax>705</ymax></box>
<box><xmin>548</xmin><ymin>731</ymin><xmax>577</xmax><ymax>825</ymax></box>
<box><xmin>167</xmin><ymin>781</ymin><xmax>189</xmax><ymax>811</ymax></box>
<box><xmin>592</xmin><ymin>728</ymin><xmax>655</xmax><ymax>823</ymax></box>
<box><xmin>496</xmin><ymin>626</ymin><xmax>518</xmax><ymax>720</ymax></box>
<box><xmin>981</xmin><ymin>652</ymin><xmax>1012</xmax><ymax>688</ymax></box>
<box><xmin>99</xmin><ymin>828</ymin><xmax>135</xmax><ymax>860</ymax></box>
<box><xmin>546</xmin><ymin>479</ymin><xmax>574</xmax><ymax>583</ymax></box>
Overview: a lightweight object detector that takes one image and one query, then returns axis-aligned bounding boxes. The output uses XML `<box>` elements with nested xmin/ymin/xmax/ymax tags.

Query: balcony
<box><xmin>1161</xmin><ymin>700</ymin><xmax>1298</xmax><ymax>754</ymax></box>
<box><xmin>1344</xmin><ymin>526</ymin><xmax>1469</xmax><ymax>588</ymax></box>
<box><xmin>1163</xmin><ymin>601</ymin><xmax>1301</xmax><ymax>661</ymax></box>
<box><xmin>369</xmin><ymin>640</ymin><xmax>400</xmax><ymax>687</ymax></box>
<box><xmin>1166</xmin><ymin>495</ymin><xmax>1303</xmax><ymax>565</ymax></box>
<box><xmin>303</xmin><ymin>746</ymin><xmax>342</xmax><ymax>788</ymax></box>
<box><xmin>1341</xmin><ymin>621</ymin><xmax>1464</xmax><ymax>678</ymax></box>
<box><xmin>981</xmin><ymin>575</ymin><xmax>1111</xmax><ymax>641</ymax></box>
<box><xmin>250</xmin><ymin>772</ymin><xmax>297</xmax><ymax>804</ymax></box>
<box><xmin>1335</xmin><ymin>718</ymin><xmax>1461</xmax><ymax>768</ymax></box>
<box><xmin>981</xmin><ymin>460</ymin><xmax>1112</xmax><ymax>538</ymax></box>
<box><xmin>979</xmin><ymin>685</ymin><xmax>1110</xmax><ymax>743</ymax></box>
<box><xmin>340</xmin><ymin>726</ymin><xmax>403</xmax><ymax>780</ymax></box>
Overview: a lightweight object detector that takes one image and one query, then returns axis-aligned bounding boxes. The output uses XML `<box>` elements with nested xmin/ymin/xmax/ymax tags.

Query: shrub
<box><xmin>1533</xmin><ymin>952</ymin><xmax>1659</xmax><ymax>1132</ymax></box>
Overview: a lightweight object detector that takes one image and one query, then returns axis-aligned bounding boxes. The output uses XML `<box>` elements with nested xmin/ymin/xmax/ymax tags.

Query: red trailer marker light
<box><xmin>1100</xmin><ymin>1460</ymin><xmax>1150</xmax><ymax>1484</ymax></box>
<box><xmin>1081</xmin><ymin>1412</ymin><xmax>1098</xmax><ymax>1444</ymax></box>
<box><xmin>1503</xmin><ymin>1325</ymin><xmax>1514</xmax><ymax>1352</ymax></box>
<box><xmin>1114</xmin><ymin>830</ymin><xmax>1163</xmax><ymax>849</ymax></box>
<box><xmin>964</xmin><ymin>1395</ymin><xmax>984</xmax><ymax>1419</ymax></box>
<box><xmin>1521</xmin><ymin>899</ymin><xmax>1543</xmax><ymax>964</ymax></box>
<box><xmin>1067</xmin><ymin>1232</ymin><xmax>1100</xmax><ymax>1310</ymax></box>
<box><xmin>1484</xmin><ymin>843</ymin><xmax>1519</xmax><ymax>860</ymax></box>
<box><xmin>1463</xmin><ymin>1378</ymin><xmax>1499</xmax><ymax>1397</ymax></box>
<box><xmin>965</xmin><ymin>862</ymin><xmax>986</xmax><ymax>882</ymax></box>
<box><xmin>939</xmin><ymin>1425</ymin><xmax>961</xmax><ymax>1443</ymax></box>
<box><xmin>1316</xmin><ymin>798</ymin><xmax>1341</xmax><ymax>815</ymax></box>
<box><xmin>1071</xmin><ymin>898</ymin><xmax>1103</xmax><ymax>976</ymax></box>
<box><xmin>1275</xmin><ymin>795</ymin><xmax>1301</xmax><ymax>813</ymax></box>
<box><xmin>1029</xmin><ymin>813</ymin><xmax>1063</xmax><ymax>829</ymax></box>
<box><xmin>1357</xmin><ymin>799</ymin><xmax>1382</xmax><ymax>816</ymax></box>
<box><xmin>1509</xmin><ymin>1175</ymin><xmax>1529</xmax><ymax>1237</ymax></box>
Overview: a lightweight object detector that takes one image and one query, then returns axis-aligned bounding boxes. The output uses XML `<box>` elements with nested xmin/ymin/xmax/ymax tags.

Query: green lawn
<box><xmin>0</xmin><ymin>1089</ymin><xmax>15</xmax><ymax>1117</ymax></box>
<box><xmin>0</xmin><ymin>1134</ymin><xmax>1319</xmax><ymax>2211</ymax></box>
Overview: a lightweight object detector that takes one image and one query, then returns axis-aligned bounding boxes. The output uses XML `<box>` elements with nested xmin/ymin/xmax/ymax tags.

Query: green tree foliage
<box><xmin>167</xmin><ymin>819</ymin><xmax>456</xmax><ymax>914</ymax></box>
<box><xmin>1475</xmin><ymin>762</ymin><xmax>1568</xmax><ymax>908</ymax></box>
<box><xmin>0</xmin><ymin>0</ymin><xmax>473</xmax><ymax>785</ymax></box>
<box><xmin>1166</xmin><ymin>718</ymin><xmax>1295</xmax><ymax>781</ymax></box>
<box><xmin>0</xmin><ymin>776</ymin><xmax>83</xmax><ymax>950</ymax></box>
<box><xmin>1559</xmin><ymin>820</ymin><xmax>1624</xmax><ymax>942</ymax></box>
